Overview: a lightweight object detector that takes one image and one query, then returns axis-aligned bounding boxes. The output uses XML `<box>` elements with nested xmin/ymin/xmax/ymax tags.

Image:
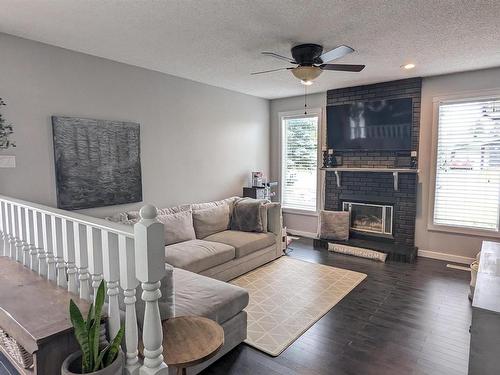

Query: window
<box><xmin>433</xmin><ymin>97</ymin><xmax>500</xmax><ymax>232</ymax></box>
<box><xmin>281</xmin><ymin>112</ymin><xmax>319</xmax><ymax>212</ymax></box>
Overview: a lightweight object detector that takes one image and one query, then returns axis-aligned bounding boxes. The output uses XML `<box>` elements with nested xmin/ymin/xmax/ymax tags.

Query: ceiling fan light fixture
<box><xmin>300</xmin><ymin>79</ymin><xmax>314</xmax><ymax>86</ymax></box>
<box><xmin>291</xmin><ymin>66</ymin><xmax>322</xmax><ymax>82</ymax></box>
<box><xmin>402</xmin><ymin>63</ymin><xmax>416</xmax><ymax>70</ymax></box>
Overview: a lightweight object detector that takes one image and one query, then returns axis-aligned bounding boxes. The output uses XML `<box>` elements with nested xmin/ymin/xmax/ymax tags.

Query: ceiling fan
<box><xmin>252</xmin><ymin>43</ymin><xmax>365</xmax><ymax>85</ymax></box>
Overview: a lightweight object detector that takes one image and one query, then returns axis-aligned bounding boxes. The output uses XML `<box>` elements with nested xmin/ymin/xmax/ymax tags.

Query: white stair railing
<box><xmin>0</xmin><ymin>195</ymin><xmax>168</xmax><ymax>375</ymax></box>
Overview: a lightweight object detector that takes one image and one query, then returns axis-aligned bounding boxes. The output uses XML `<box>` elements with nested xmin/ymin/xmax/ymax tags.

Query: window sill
<box><xmin>282</xmin><ymin>208</ymin><xmax>318</xmax><ymax>217</ymax></box>
<box><xmin>427</xmin><ymin>223</ymin><xmax>500</xmax><ymax>239</ymax></box>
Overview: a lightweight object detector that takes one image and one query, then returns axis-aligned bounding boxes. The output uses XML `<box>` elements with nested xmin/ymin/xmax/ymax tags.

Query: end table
<box><xmin>162</xmin><ymin>316</ymin><xmax>224</xmax><ymax>375</ymax></box>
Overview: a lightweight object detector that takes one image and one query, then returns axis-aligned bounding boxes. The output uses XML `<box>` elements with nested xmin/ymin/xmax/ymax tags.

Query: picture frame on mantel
<box><xmin>52</xmin><ymin>116</ymin><xmax>143</xmax><ymax>210</ymax></box>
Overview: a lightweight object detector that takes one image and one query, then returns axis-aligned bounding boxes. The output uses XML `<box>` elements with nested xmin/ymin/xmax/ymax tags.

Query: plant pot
<box><xmin>61</xmin><ymin>351</ymin><xmax>124</xmax><ymax>375</ymax></box>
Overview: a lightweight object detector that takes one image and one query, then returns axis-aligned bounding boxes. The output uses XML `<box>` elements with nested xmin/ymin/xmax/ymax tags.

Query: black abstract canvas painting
<box><xmin>52</xmin><ymin>116</ymin><xmax>142</xmax><ymax>210</ymax></box>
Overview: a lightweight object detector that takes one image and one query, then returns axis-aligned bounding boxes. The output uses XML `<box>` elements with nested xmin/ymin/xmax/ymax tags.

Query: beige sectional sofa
<box><xmin>109</xmin><ymin>196</ymin><xmax>282</xmax><ymax>374</ymax></box>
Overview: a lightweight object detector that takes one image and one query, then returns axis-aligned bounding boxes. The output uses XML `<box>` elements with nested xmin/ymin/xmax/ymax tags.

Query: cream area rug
<box><xmin>230</xmin><ymin>257</ymin><xmax>367</xmax><ymax>356</ymax></box>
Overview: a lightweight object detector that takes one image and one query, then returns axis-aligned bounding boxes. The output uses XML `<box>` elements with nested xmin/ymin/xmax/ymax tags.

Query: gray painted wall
<box><xmin>0</xmin><ymin>33</ymin><xmax>269</xmax><ymax>217</ymax></box>
<box><xmin>270</xmin><ymin>68</ymin><xmax>500</xmax><ymax>259</ymax></box>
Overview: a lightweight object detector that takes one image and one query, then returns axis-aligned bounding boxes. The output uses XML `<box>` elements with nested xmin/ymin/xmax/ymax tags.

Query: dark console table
<box><xmin>0</xmin><ymin>257</ymin><xmax>91</xmax><ymax>375</ymax></box>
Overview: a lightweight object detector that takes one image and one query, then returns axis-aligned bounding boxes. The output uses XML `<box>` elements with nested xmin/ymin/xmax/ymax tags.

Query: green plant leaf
<box><xmin>89</xmin><ymin>281</ymin><xmax>106</xmax><ymax>370</ymax></box>
<box><xmin>104</xmin><ymin>325</ymin><xmax>124</xmax><ymax>368</ymax></box>
<box><xmin>94</xmin><ymin>345</ymin><xmax>110</xmax><ymax>372</ymax></box>
<box><xmin>69</xmin><ymin>299</ymin><xmax>91</xmax><ymax>373</ymax></box>
<box><xmin>88</xmin><ymin>318</ymin><xmax>100</xmax><ymax>369</ymax></box>
<box><xmin>86</xmin><ymin>302</ymin><xmax>94</xmax><ymax>332</ymax></box>
<box><xmin>94</xmin><ymin>281</ymin><xmax>105</xmax><ymax>330</ymax></box>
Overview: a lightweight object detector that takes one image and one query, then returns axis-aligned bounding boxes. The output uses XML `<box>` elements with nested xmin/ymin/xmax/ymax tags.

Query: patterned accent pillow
<box><xmin>104</xmin><ymin>212</ymin><xmax>129</xmax><ymax>223</ymax></box>
<box><xmin>319</xmin><ymin>210</ymin><xmax>350</xmax><ymax>241</ymax></box>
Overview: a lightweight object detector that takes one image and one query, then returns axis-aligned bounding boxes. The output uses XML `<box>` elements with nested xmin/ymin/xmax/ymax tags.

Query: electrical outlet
<box><xmin>0</xmin><ymin>155</ymin><xmax>16</xmax><ymax>168</ymax></box>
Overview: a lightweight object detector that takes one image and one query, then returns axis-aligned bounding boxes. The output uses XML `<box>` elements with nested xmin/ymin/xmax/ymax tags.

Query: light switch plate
<box><xmin>0</xmin><ymin>155</ymin><xmax>16</xmax><ymax>168</ymax></box>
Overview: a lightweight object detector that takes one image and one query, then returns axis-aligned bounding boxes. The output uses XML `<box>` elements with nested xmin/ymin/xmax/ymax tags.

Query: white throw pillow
<box><xmin>157</xmin><ymin>210</ymin><xmax>196</xmax><ymax>246</ymax></box>
<box><xmin>192</xmin><ymin>203</ymin><xmax>231</xmax><ymax>239</ymax></box>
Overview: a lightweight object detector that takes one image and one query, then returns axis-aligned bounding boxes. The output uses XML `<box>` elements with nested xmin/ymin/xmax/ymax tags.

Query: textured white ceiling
<box><xmin>1</xmin><ymin>0</ymin><xmax>499</xmax><ymax>99</ymax></box>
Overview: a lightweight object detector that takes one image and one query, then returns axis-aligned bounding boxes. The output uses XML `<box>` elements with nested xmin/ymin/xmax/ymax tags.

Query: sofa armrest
<box><xmin>267</xmin><ymin>202</ymin><xmax>283</xmax><ymax>237</ymax></box>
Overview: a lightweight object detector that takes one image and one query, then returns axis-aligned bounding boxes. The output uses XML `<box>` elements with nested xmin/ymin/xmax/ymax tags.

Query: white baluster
<box><xmin>34</xmin><ymin>211</ymin><xmax>47</xmax><ymax>277</ymax></box>
<box><xmin>74</xmin><ymin>222</ymin><xmax>90</xmax><ymax>301</ymax></box>
<box><xmin>87</xmin><ymin>226</ymin><xmax>103</xmax><ymax>301</ymax></box>
<box><xmin>52</xmin><ymin>217</ymin><xmax>67</xmax><ymax>288</ymax></box>
<box><xmin>0</xmin><ymin>201</ymin><xmax>5</xmax><ymax>256</ymax></box>
<box><xmin>134</xmin><ymin>205</ymin><xmax>168</xmax><ymax>375</ymax></box>
<box><xmin>26</xmin><ymin>209</ymin><xmax>38</xmax><ymax>271</ymax></box>
<box><xmin>4</xmin><ymin>203</ymin><xmax>13</xmax><ymax>258</ymax></box>
<box><xmin>42</xmin><ymin>214</ymin><xmax>57</xmax><ymax>281</ymax></box>
<box><xmin>62</xmin><ymin>219</ymin><xmax>78</xmax><ymax>294</ymax></box>
<box><xmin>10</xmin><ymin>204</ymin><xmax>22</xmax><ymax>262</ymax></box>
<box><xmin>102</xmin><ymin>230</ymin><xmax>121</xmax><ymax>340</ymax></box>
<box><xmin>18</xmin><ymin>206</ymin><xmax>30</xmax><ymax>267</ymax></box>
<box><xmin>119</xmin><ymin>234</ymin><xmax>140</xmax><ymax>375</ymax></box>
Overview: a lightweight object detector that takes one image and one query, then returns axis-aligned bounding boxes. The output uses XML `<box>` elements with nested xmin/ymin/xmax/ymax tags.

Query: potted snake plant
<box><xmin>62</xmin><ymin>281</ymin><xmax>125</xmax><ymax>375</ymax></box>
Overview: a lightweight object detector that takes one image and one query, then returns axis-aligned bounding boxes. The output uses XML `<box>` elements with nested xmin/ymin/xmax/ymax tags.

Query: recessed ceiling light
<box><xmin>300</xmin><ymin>80</ymin><xmax>314</xmax><ymax>86</ymax></box>
<box><xmin>402</xmin><ymin>63</ymin><xmax>416</xmax><ymax>70</ymax></box>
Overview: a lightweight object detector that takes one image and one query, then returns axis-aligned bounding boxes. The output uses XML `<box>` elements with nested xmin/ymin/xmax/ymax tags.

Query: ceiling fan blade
<box><xmin>319</xmin><ymin>45</ymin><xmax>354</xmax><ymax>63</ymax></box>
<box><xmin>320</xmin><ymin>64</ymin><xmax>365</xmax><ymax>72</ymax></box>
<box><xmin>261</xmin><ymin>51</ymin><xmax>297</xmax><ymax>63</ymax></box>
<box><xmin>251</xmin><ymin>67</ymin><xmax>292</xmax><ymax>75</ymax></box>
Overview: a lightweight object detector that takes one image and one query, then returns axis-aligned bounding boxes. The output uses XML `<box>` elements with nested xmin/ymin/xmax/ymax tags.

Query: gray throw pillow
<box><xmin>230</xmin><ymin>198</ymin><xmax>265</xmax><ymax>233</ymax></box>
<box><xmin>319</xmin><ymin>210</ymin><xmax>350</xmax><ymax>241</ymax></box>
<box><xmin>157</xmin><ymin>210</ymin><xmax>196</xmax><ymax>246</ymax></box>
<box><xmin>192</xmin><ymin>203</ymin><xmax>231</xmax><ymax>239</ymax></box>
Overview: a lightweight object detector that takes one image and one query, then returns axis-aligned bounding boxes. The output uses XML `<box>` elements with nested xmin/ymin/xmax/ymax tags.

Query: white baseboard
<box><xmin>418</xmin><ymin>249</ymin><xmax>474</xmax><ymax>265</ymax></box>
<box><xmin>286</xmin><ymin>229</ymin><xmax>318</xmax><ymax>239</ymax></box>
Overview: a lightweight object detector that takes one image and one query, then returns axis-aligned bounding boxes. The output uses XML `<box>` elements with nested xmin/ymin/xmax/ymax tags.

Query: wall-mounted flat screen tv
<box><xmin>327</xmin><ymin>97</ymin><xmax>412</xmax><ymax>151</ymax></box>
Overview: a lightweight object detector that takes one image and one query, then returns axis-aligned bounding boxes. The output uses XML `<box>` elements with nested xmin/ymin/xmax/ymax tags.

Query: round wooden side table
<box><xmin>162</xmin><ymin>316</ymin><xmax>224</xmax><ymax>375</ymax></box>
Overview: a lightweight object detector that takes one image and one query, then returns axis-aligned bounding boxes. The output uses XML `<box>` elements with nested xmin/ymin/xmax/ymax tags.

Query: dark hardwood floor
<box><xmin>0</xmin><ymin>238</ymin><xmax>471</xmax><ymax>375</ymax></box>
<box><xmin>202</xmin><ymin>238</ymin><xmax>472</xmax><ymax>375</ymax></box>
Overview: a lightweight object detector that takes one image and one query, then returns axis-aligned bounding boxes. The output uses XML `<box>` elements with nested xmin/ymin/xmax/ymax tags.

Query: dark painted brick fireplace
<box><xmin>319</xmin><ymin>78</ymin><xmax>422</xmax><ymax>262</ymax></box>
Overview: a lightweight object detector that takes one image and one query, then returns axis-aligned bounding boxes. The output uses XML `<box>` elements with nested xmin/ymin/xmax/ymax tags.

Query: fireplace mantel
<box><xmin>320</xmin><ymin>167</ymin><xmax>419</xmax><ymax>191</ymax></box>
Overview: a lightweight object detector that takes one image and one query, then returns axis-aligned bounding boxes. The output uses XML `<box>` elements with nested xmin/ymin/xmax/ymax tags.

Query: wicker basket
<box><xmin>0</xmin><ymin>326</ymin><xmax>34</xmax><ymax>369</ymax></box>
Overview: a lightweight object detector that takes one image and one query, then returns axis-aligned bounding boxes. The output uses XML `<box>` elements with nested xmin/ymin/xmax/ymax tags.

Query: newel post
<box><xmin>134</xmin><ymin>205</ymin><xmax>168</xmax><ymax>375</ymax></box>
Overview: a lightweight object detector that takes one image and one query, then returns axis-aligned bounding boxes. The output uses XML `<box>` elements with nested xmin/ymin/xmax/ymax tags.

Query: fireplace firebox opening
<box><xmin>342</xmin><ymin>201</ymin><xmax>393</xmax><ymax>237</ymax></box>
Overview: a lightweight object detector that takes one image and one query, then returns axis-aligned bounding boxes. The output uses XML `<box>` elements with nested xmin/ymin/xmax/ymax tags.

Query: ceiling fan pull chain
<box><xmin>304</xmin><ymin>85</ymin><xmax>307</xmax><ymax>115</ymax></box>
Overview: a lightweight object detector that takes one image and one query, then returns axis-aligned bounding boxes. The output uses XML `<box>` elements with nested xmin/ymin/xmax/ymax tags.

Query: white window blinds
<box><xmin>433</xmin><ymin>98</ymin><xmax>500</xmax><ymax>231</ymax></box>
<box><xmin>281</xmin><ymin>115</ymin><xmax>318</xmax><ymax>212</ymax></box>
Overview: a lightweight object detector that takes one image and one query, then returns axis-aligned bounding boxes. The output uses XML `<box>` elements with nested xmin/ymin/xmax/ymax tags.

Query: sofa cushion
<box><xmin>173</xmin><ymin>268</ymin><xmax>249</xmax><ymax>324</ymax></box>
<box><xmin>204</xmin><ymin>230</ymin><xmax>275</xmax><ymax>258</ymax></box>
<box><xmin>192</xmin><ymin>203</ymin><xmax>230</xmax><ymax>239</ymax></box>
<box><xmin>191</xmin><ymin>197</ymin><xmax>238</xmax><ymax>216</ymax></box>
<box><xmin>165</xmin><ymin>239</ymin><xmax>235</xmax><ymax>273</ymax></box>
<box><xmin>157</xmin><ymin>210</ymin><xmax>196</xmax><ymax>246</ymax></box>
